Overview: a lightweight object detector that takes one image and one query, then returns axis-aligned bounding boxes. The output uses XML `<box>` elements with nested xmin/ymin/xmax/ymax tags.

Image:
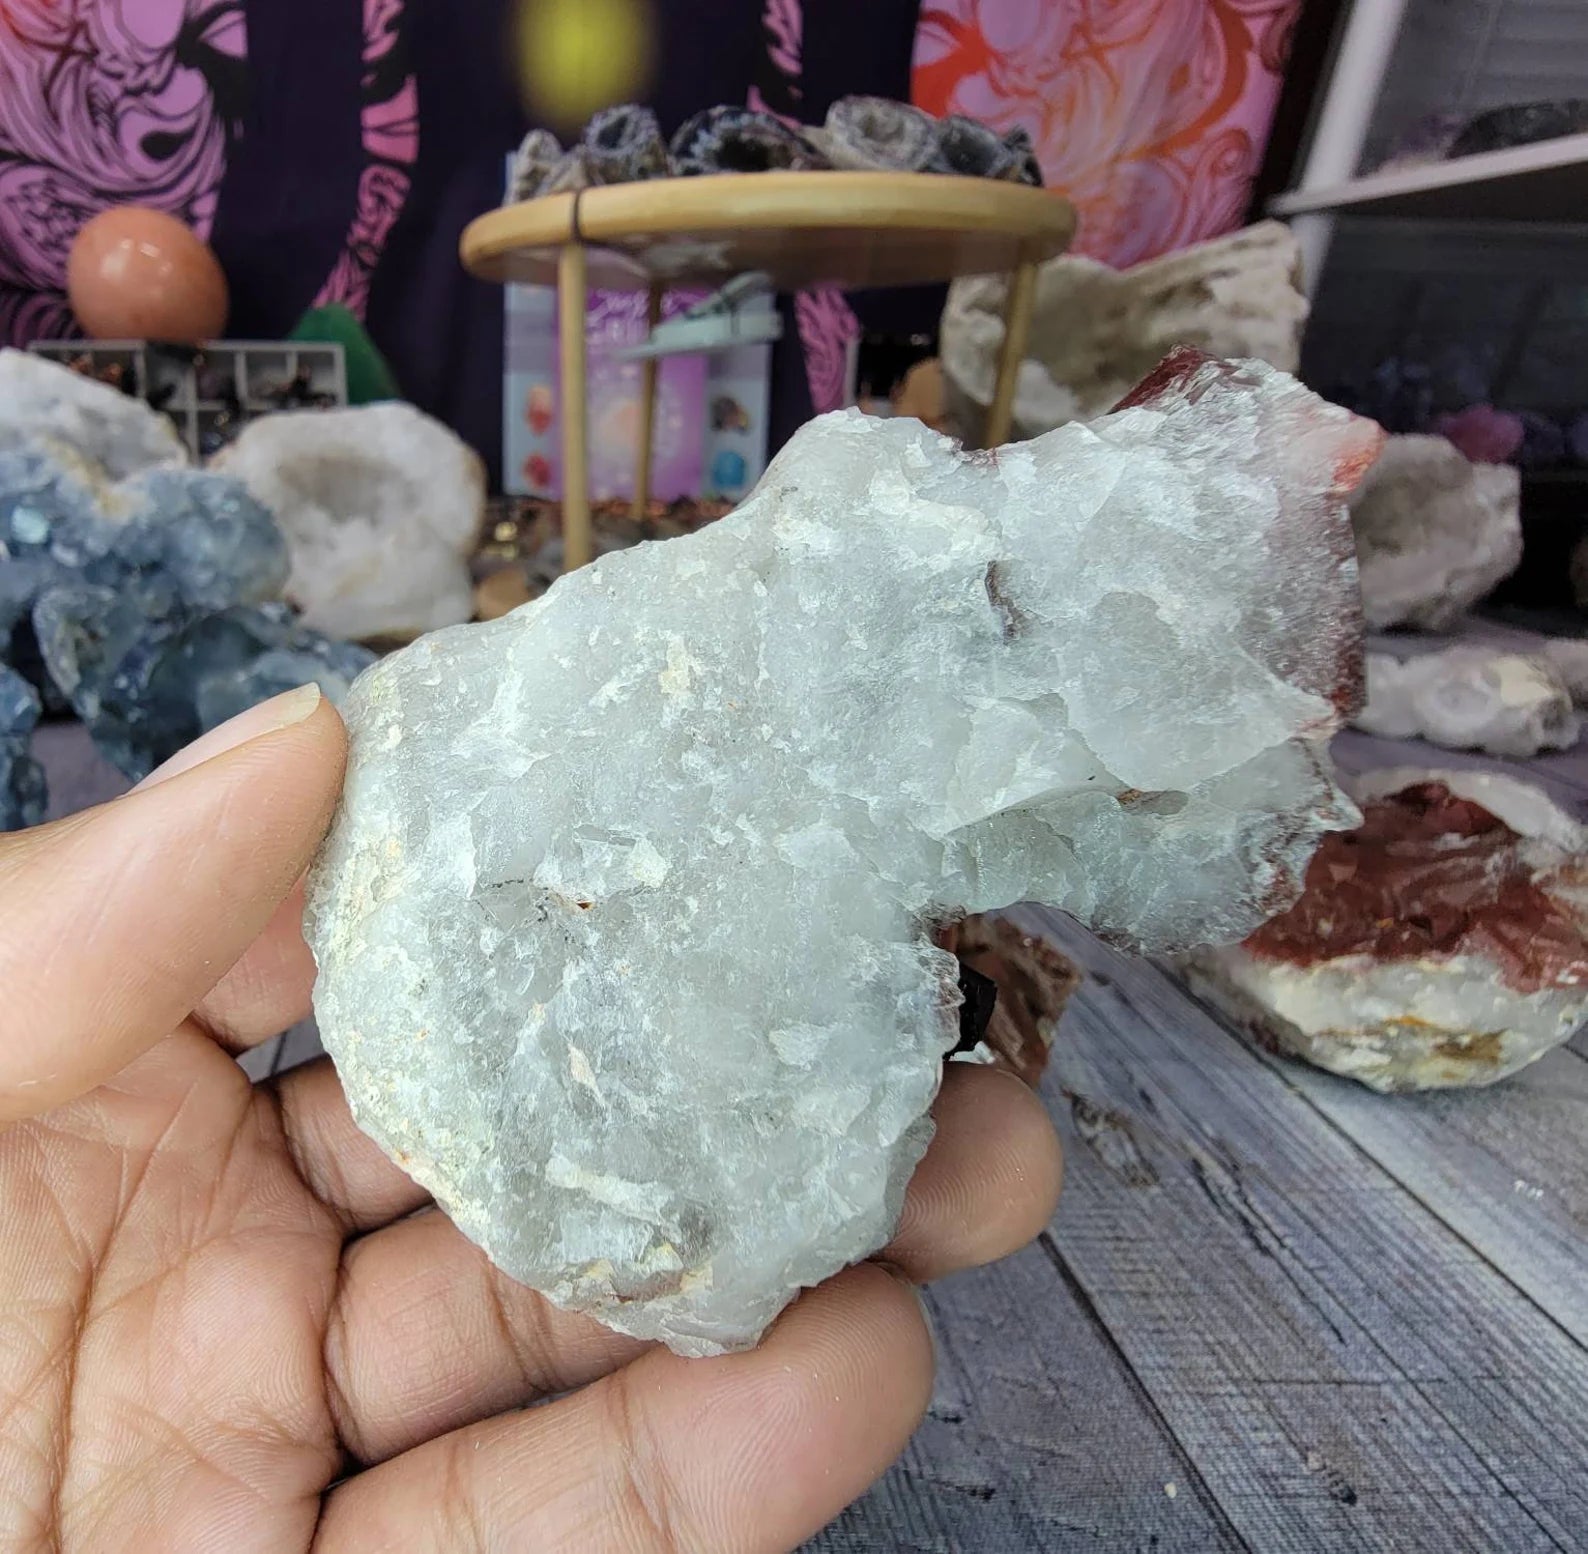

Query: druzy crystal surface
<box><xmin>306</xmin><ymin>353</ymin><xmax>1382</xmax><ymax>1356</ymax></box>
<box><xmin>0</xmin><ymin>350</ymin><xmax>374</xmax><ymax>792</ymax></box>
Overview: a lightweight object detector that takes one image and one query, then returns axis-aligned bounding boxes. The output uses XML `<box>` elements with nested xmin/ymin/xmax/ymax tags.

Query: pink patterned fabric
<box><xmin>0</xmin><ymin>0</ymin><xmax>243</xmax><ymax>340</ymax></box>
<box><xmin>912</xmin><ymin>0</ymin><xmax>1302</xmax><ymax>266</ymax></box>
<box><xmin>794</xmin><ymin>290</ymin><xmax>861</xmax><ymax>417</ymax></box>
<box><xmin>0</xmin><ymin>0</ymin><xmax>418</xmax><ymax>344</ymax></box>
<box><xmin>754</xmin><ymin>0</ymin><xmax>860</xmax><ymax>414</ymax></box>
<box><xmin>762</xmin><ymin>0</ymin><xmax>803</xmax><ymax>78</ymax></box>
<box><xmin>311</xmin><ymin>0</ymin><xmax>418</xmax><ymax>318</ymax></box>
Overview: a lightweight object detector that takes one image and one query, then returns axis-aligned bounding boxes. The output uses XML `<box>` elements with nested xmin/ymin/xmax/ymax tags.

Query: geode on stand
<box><xmin>305</xmin><ymin>351</ymin><xmax>1383</xmax><ymax>1356</ymax></box>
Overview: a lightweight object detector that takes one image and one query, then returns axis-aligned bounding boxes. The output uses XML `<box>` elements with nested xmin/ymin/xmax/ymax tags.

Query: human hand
<box><xmin>0</xmin><ymin>687</ymin><xmax>1063</xmax><ymax>1552</ymax></box>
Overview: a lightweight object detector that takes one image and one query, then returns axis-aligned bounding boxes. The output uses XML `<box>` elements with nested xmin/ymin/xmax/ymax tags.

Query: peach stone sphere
<box><xmin>67</xmin><ymin>207</ymin><xmax>229</xmax><ymax>343</ymax></box>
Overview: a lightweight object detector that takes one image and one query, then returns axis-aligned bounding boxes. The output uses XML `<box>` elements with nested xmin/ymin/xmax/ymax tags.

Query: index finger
<box><xmin>0</xmin><ymin>689</ymin><xmax>345</xmax><ymax>1122</ymax></box>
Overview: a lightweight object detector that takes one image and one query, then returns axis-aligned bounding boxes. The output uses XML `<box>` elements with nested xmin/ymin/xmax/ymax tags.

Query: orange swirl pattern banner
<box><xmin>913</xmin><ymin>0</ymin><xmax>1301</xmax><ymax>266</ymax></box>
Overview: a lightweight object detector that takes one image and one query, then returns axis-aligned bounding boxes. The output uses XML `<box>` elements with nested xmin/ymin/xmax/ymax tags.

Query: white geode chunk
<box><xmin>305</xmin><ymin>352</ymin><xmax>1380</xmax><ymax>1356</ymax></box>
<box><xmin>1539</xmin><ymin>637</ymin><xmax>1588</xmax><ymax>706</ymax></box>
<box><xmin>1350</xmin><ymin>435</ymin><xmax>1521</xmax><ymax>631</ymax></box>
<box><xmin>0</xmin><ymin>348</ymin><xmax>188</xmax><ymax>480</ymax></box>
<box><xmin>941</xmin><ymin>222</ymin><xmax>1308</xmax><ymax>445</ymax></box>
<box><xmin>213</xmin><ymin>403</ymin><xmax>486</xmax><ymax>642</ymax></box>
<box><xmin>1354</xmin><ymin>646</ymin><xmax>1580</xmax><ymax>757</ymax></box>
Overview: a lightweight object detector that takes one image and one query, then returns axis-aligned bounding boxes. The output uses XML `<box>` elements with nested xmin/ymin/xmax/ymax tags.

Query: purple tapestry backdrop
<box><xmin>0</xmin><ymin>0</ymin><xmax>1296</xmax><ymax>486</ymax></box>
<box><xmin>0</xmin><ymin>0</ymin><xmax>418</xmax><ymax>340</ymax></box>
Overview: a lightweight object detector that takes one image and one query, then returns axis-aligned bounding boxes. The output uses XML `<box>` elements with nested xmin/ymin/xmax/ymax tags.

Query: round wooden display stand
<box><xmin>461</xmin><ymin>172</ymin><xmax>1076</xmax><ymax>569</ymax></box>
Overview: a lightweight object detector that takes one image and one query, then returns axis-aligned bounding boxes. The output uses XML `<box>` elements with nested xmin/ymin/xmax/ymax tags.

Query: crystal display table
<box><xmin>460</xmin><ymin>171</ymin><xmax>1075</xmax><ymax>569</ymax></box>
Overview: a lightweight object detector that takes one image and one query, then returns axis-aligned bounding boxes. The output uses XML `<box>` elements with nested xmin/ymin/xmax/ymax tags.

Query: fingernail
<box><xmin>136</xmin><ymin>684</ymin><xmax>323</xmax><ymax>792</ymax></box>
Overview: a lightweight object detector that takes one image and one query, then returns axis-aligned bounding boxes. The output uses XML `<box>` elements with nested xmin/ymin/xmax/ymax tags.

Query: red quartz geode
<box><xmin>1246</xmin><ymin>781</ymin><xmax>1588</xmax><ymax>995</ymax></box>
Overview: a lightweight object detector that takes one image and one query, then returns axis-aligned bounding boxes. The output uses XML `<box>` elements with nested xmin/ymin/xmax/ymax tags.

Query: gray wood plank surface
<box><xmin>1010</xmin><ymin>905</ymin><xmax>1588</xmax><ymax>1553</ymax></box>
<box><xmin>1219</xmin><ymin>1023</ymin><xmax>1588</xmax><ymax>1349</ymax></box>
<box><xmin>807</xmin><ymin>1247</ymin><xmax>1244</xmax><ymax>1553</ymax></box>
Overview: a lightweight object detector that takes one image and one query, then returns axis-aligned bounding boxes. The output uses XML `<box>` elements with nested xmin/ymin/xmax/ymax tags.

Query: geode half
<box><xmin>306</xmin><ymin>351</ymin><xmax>1381</xmax><ymax>1355</ymax></box>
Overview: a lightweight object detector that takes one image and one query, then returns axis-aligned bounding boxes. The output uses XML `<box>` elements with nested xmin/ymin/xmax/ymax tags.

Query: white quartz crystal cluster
<box><xmin>1355</xmin><ymin>645</ymin><xmax>1581</xmax><ymax>757</ymax></box>
<box><xmin>306</xmin><ymin>353</ymin><xmax>1381</xmax><ymax>1356</ymax></box>
<box><xmin>215</xmin><ymin>403</ymin><xmax>486</xmax><ymax>642</ymax></box>
<box><xmin>1350</xmin><ymin>435</ymin><xmax>1521</xmax><ymax>631</ymax></box>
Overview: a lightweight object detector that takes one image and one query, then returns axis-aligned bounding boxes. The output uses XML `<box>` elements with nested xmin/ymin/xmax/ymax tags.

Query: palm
<box><xmin>0</xmin><ymin>696</ymin><xmax>1062</xmax><ymax>1551</ymax></box>
<box><xmin>1</xmin><ymin>1032</ymin><xmax>341</xmax><ymax>1551</ymax></box>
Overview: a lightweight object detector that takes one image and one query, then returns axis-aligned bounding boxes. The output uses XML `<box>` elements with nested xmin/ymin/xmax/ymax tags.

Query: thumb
<box><xmin>0</xmin><ymin>685</ymin><xmax>347</xmax><ymax>1124</ymax></box>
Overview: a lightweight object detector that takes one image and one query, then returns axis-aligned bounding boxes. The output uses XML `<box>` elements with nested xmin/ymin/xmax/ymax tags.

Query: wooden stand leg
<box><xmin>633</xmin><ymin>283</ymin><xmax>664</xmax><ymax>521</ymax></box>
<box><xmin>986</xmin><ymin>257</ymin><xmax>1039</xmax><ymax>448</ymax></box>
<box><xmin>559</xmin><ymin>243</ymin><xmax>592</xmax><ymax>571</ymax></box>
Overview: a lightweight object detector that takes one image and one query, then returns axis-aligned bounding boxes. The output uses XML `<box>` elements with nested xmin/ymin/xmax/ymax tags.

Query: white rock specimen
<box><xmin>1187</xmin><ymin>769</ymin><xmax>1588</xmax><ymax>1092</ymax></box>
<box><xmin>213</xmin><ymin>403</ymin><xmax>486</xmax><ymax>642</ymax></box>
<box><xmin>305</xmin><ymin>351</ymin><xmax>1381</xmax><ymax>1356</ymax></box>
<box><xmin>0</xmin><ymin>347</ymin><xmax>187</xmax><ymax>479</ymax></box>
<box><xmin>1350</xmin><ymin>435</ymin><xmax>1521</xmax><ymax>631</ymax></box>
<box><xmin>1354</xmin><ymin>646</ymin><xmax>1580</xmax><ymax>757</ymax></box>
<box><xmin>940</xmin><ymin>222</ymin><xmax>1308</xmax><ymax>444</ymax></box>
<box><xmin>1539</xmin><ymin>637</ymin><xmax>1588</xmax><ymax>706</ymax></box>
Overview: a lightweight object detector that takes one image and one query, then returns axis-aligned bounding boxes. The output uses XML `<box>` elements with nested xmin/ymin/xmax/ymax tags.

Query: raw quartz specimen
<box><xmin>306</xmin><ymin>351</ymin><xmax>1382</xmax><ymax>1356</ymax></box>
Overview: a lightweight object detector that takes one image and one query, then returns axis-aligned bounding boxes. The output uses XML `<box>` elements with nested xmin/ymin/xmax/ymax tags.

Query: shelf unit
<box><xmin>1271</xmin><ymin>1</ymin><xmax>1588</xmax><ymax>290</ymax></box>
<box><xmin>1271</xmin><ymin>130</ymin><xmax>1588</xmax><ymax>221</ymax></box>
<box><xmin>27</xmin><ymin>340</ymin><xmax>348</xmax><ymax>461</ymax></box>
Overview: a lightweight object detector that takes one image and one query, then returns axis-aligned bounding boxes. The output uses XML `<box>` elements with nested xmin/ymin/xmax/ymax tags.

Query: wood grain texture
<box><xmin>461</xmin><ymin>172</ymin><xmax>1076</xmax><ymax>292</ymax></box>
<box><xmin>806</xmin><ymin>1245</ymin><xmax>1243</xmax><ymax>1554</ymax></box>
<box><xmin>1228</xmin><ymin>1029</ymin><xmax>1588</xmax><ymax>1348</ymax></box>
<box><xmin>1005</xmin><ymin>905</ymin><xmax>1588</xmax><ymax>1553</ymax></box>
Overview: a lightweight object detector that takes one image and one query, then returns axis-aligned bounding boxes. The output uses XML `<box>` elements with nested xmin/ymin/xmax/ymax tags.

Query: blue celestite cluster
<box><xmin>0</xmin><ymin>663</ymin><xmax>45</xmax><ymax>830</ymax></box>
<box><xmin>0</xmin><ymin>353</ymin><xmax>374</xmax><ymax>824</ymax></box>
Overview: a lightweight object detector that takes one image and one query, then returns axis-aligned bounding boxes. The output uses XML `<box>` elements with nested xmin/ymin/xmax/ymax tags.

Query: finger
<box><xmin>0</xmin><ymin>686</ymin><xmax>345</xmax><ymax>1123</ymax></box>
<box><xmin>324</xmin><ymin>1206</ymin><xmax>646</xmax><ymax>1464</ymax></box>
<box><xmin>139</xmin><ymin>709</ymin><xmax>328</xmax><ymax>1051</ymax></box>
<box><xmin>312</xmin><ymin>1063</ymin><xmax>1057</xmax><ymax>1464</ymax></box>
<box><xmin>192</xmin><ymin>876</ymin><xmax>318</xmax><ymax>1050</ymax></box>
<box><xmin>274</xmin><ymin>1059</ymin><xmax>431</xmax><ymax>1234</ymax></box>
<box><xmin>314</xmin><ymin>1262</ymin><xmax>932</xmax><ymax>1554</ymax></box>
<box><xmin>885</xmin><ymin>1063</ymin><xmax>1063</xmax><ymax>1283</ymax></box>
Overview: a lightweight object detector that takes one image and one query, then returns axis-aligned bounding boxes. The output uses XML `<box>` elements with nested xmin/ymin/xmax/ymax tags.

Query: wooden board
<box><xmin>1230</xmin><ymin>1028</ymin><xmax>1588</xmax><ymax>1350</ymax></box>
<box><xmin>808</xmin><ymin>1247</ymin><xmax>1244</xmax><ymax>1553</ymax></box>
<box><xmin>1005</xmin><ymin>904</ymin><xmax>1588</xmax><ymax>1552</ymax></box>
<box><xmin>461</xmin><ymin>172</ymin><xmax>1076</xmax><ymax>292</ymax></box>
